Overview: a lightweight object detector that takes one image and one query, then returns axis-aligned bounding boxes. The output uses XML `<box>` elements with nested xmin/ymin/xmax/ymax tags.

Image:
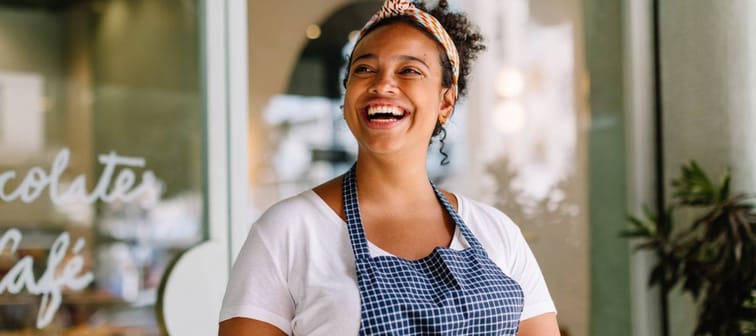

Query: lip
<box><xmin>359</xmin><ymin>99</ymin><xmax>411</xmax><ymax>129</ymax></box>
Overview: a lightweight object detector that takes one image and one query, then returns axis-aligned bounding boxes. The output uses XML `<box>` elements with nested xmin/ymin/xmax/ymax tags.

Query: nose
<box><xmin>369</xmin><ymin>71</ymin><xmax>397</xmax><ymax>95</ymax></box>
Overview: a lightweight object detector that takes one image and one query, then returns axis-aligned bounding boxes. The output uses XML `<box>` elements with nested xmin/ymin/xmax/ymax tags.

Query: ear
<box><xmin>438</xmin><ymin>88</ymin><xmax>456</xmax><ymax>125</ymax></box>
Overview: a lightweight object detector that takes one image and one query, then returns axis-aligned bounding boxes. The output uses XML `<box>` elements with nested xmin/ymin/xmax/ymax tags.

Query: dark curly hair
<box><xmin>343</xmin><ymin>0</ymin><xmax>486</xmax><ymax>165</ymax></box>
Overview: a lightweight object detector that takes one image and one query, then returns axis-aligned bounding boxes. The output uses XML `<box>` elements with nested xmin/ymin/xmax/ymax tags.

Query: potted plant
<box><xmin>622</xmin><ymin>161</ymin><xmax>756</xmax><ymax>335</ymax></box>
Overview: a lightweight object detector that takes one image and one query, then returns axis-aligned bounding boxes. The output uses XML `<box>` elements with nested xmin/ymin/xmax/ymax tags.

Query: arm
<box><xmin>219</xmin><ymin>317</ymin><xmax>287</xmax><ymax>336</ymax></box>
<box><xmin>518</xmin><ymin>312</ymin><xmax>560</xmax><ymax>336</ymax></box>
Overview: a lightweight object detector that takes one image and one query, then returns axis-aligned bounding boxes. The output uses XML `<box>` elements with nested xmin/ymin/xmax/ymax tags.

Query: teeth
<box><xmin>367</xmin><ymin>105</ymin><xmax>405</xmax><ymax>117</ymax></box>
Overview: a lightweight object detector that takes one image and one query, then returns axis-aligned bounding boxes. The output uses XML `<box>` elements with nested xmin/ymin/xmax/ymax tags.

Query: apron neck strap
<box><xmin>342</xmin><ymin>164</ymin><xmax>485</xmax><ymax>261</ymax></box>
<box><xmin>429</xmin><ymin>180</ymin><xmax>484</xmax><ymax>250</ymax></box>
<box><xmin>343</xmin><ymin>165</ymin><xmax>372</xmax><ymax>260</ymax></box>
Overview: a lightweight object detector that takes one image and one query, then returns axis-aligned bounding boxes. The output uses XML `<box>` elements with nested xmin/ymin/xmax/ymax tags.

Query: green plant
<box><xmin>622</xmin><ymin>161</ymin><xmax>756</xmax><ymax>335</ymax></box>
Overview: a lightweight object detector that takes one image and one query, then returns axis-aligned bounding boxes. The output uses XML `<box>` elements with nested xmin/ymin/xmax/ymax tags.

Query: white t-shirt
<box><xmin>220</xmin><ymin>190</ymin><xmax>556</xmax><ymax>335</ymax></box>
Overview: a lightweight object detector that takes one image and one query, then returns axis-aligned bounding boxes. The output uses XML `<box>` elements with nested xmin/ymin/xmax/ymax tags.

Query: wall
<box><xmin>659</xmin><ymin>1</ymin><xmax>756</xmax><ymax>335</ymax></box>
<box><xmin>660</xmin><ymin>0</ymin><xmax>755</xmax><ymax>193</ymax></box>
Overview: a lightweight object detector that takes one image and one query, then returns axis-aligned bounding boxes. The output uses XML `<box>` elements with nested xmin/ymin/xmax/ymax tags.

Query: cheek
<box><xmin>342</xmin><ymin>83</ymin><xmax>360</xmax><ymax>106</ymax></box>
<box><xmin>341</xmin><ymin>99</ymin><xmax>360</xmax><ymax>131</ymax></box>
<box><xmin>342</xmin><ymin>89</ymin><xmax>357</xmax><ymax>114</ymax></box>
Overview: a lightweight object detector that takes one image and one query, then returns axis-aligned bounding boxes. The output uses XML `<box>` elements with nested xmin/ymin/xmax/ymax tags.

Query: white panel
<box><xmin>0</xmin><ymin>71</ymin><xmax>44</xmax><ymax>162</ymax></box>
<box><xmin>161</xmin><ymin>241</ymin><xmax>227</xmax><ymax>335</ymax></box>
<box><xmin>227</xmin><ymin>0</ymin><xmax>250</xmax><ymax>263</ymax></box>
<box><xmin>204</xmin><ymin>0</ymin><xmax>230</xmax><ymax>247</ymax></box>
<box><xmin>161</xmin><ymin>0</ymin><xmax>248</xmax><ymax>334</ymax></box>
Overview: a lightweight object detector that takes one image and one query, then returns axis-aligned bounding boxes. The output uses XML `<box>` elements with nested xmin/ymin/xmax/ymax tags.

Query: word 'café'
<box><xmin>0</xmin><ymin>148</ymin><xmax>163</xmax><ymax>328</ymax></box>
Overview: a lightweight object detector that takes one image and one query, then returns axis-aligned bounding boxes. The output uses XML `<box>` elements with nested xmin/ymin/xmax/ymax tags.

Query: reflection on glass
<box><xmin>262</xmin><ymin>94</ymin><xmax>354</xmax><ymax>196</ymax></box>
<box><xmin>0</xmin><ymin>0</ymin><xmax>202</xmax><ymax>334</ymax></box>
<box><xmin>464</xmin><ymin>1</ymin><xmax>589</xmax><ymax>335</ymax></box>
<box><xmin>248</xmin><ymin>2</ymin><xmax>373</xmax><ymax>213</ymax></box>
<box><xmin>488</xmin><ymin>18</ymin><xmax>577</xmax><ymax>214</ymax></box>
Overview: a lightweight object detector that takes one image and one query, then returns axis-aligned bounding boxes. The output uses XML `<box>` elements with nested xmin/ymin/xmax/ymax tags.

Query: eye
<box><xmin>352</xmin><ymin>65</ymin><xmax>373</xmax><ymax>74</ymax></box>
<box><xmin>399</xmin><ymin>67</ymin><xmax>422</xmax><ymax>75</ymax></box>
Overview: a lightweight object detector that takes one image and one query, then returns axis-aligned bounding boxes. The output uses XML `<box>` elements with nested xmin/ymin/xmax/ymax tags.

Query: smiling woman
<box><xmin>343</xmin><ymin>22</ymin><xmax>452</xmax><ymax>157</ymax></box>
<box><xmin>219</xmin><ymin>0</ymin><xmax>559</xmax><ymax>335</ymax></box>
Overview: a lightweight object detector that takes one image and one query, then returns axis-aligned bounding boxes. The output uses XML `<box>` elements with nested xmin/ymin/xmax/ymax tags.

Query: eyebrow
<box><xmin>351</xmin><ymin>53</ymin><xmax>430</xmax><ymax>70</ymax></box>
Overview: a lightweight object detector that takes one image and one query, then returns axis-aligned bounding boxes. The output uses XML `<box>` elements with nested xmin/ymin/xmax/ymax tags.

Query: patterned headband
<box><xmin>358</xmin><ymin>0</ymin><xmax>460</xmax><ymax>98</ymax></box>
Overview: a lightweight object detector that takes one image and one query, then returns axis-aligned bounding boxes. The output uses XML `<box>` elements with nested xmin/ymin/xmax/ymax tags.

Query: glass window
<box><xmin>462</xmin><ymin>2</ymin><xmax>590</xmax><ymax>335</ymax></box>
<box><xmin>0</xmin><ymin>0</ymin><xmax>203</xmax><ymax>334</ymax></box>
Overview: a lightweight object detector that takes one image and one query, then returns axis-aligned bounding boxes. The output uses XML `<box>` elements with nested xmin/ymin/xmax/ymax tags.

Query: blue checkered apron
<box><xmin>343</xmin><ymin>166</ymin><xmax>524</xmax><ymax>335</ymax></box>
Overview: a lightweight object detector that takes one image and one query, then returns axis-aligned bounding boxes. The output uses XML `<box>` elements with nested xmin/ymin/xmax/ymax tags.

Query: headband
<box><xmin>358</xmin><ymin>0</ymin><xmax>460</xmax><ymax>98</ymax></box>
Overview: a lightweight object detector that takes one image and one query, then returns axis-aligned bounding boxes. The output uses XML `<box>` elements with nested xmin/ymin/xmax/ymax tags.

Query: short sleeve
<box><xmin>456</xmin><ymin>196</ymin><xmax>557</xmax><ymax>321</ymax></box>
<box><xmin>507</xmin><ymin>226</ymin><xmax>557</xmax><ymax>320</ymax></box>
<box><xmin>219</xmin><ymin>211</ymin><xmax>294</xmax><ymax>335</ymax></box>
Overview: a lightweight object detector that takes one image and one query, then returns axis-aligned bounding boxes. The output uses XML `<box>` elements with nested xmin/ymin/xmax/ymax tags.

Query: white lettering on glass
<box><xmin>0</xmin><ymin>148</ymin><xmax>163</xmax><ymax>328</ymax></box>
<box><xmin>0</xmin><ymin>147</ymin><xmax>162</xmax><ymax>205</ymax></box>
<box><xmin>0</xmin><ymin>228</ymin><xmax>94</xmax><ymax>328</ymax></box>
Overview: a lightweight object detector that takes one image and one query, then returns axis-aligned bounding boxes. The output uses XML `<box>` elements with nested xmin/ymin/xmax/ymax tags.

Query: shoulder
<box><xmin>251</xmin><ymin>190</ymin><xmax>342</xmax><ymax>241</ymax></box>
<box><xmin>453</xmin><ymin>194</ymin><xmax>527</xmax><ymax>266</ymax></box>
<box><xmin>455</xmin><ymin>194</ymin><xmax>522</xmax><ymax>236</ymax></box>
<box><xmin>259</xmin><ymin>190</ymin><xmax>324</xmax><ymax>221</ymax></box>
<box><xmin>230</xmin><ymin>189</ymin><xmax>348</xmax><ymax>286</ymax></box>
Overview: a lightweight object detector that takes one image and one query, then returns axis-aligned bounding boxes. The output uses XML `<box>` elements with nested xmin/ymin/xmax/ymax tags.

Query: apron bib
<box><xmin>343</xmin><ymin>166</ymin><xmax>524</xmax><ymax>335</ymax></box>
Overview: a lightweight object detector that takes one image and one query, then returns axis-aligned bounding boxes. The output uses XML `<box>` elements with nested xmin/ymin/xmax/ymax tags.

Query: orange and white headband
<box><xmin>359</xmin><ymin>0</ymin><xmax>460</xmax><ymax>97</ymax></box>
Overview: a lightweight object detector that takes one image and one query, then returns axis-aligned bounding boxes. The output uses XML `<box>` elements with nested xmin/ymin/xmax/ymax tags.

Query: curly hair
<box><xmin>344</xmin><ymin>0</ymin><xmax>486</xmax><ymax>165</ymax></box>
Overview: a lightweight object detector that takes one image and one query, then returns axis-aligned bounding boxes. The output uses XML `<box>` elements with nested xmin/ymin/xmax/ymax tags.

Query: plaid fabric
<box><xmin>343</xmin><ymin>166</ymin><xmax>524</xmax><ymax>335</ymax></box>
<box><xmin>359</xmin><ymin>0</ymin><xmax>460</xmax><ymax>99</ymax></box>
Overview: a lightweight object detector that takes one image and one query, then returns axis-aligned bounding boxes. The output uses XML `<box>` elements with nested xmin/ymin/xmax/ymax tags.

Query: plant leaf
<box><xmin>672</xmin><ymin>161</ymin><xmax>715</xmax><ymax>206</ymax></box>
<box><xmin>717</xmin><ymin>168</ymin><xmax>732</xmax><ymax>203</ymax></box>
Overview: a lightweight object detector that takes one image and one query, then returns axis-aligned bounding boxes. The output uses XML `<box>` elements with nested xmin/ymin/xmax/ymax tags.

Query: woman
<box><xmin>219</xmin><ymin>0</ymin><xmax>560</xmax><ymax>334</ymax></box>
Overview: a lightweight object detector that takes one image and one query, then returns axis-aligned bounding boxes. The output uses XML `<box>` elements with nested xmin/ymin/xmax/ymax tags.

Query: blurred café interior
<box><xmin>0</xmin><ymin>0</ymin><xmax>753</xmax><ymax>335</ymax></box>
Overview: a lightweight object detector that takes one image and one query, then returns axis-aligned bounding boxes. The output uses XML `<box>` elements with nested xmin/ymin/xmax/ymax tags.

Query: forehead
<box><xmin>352</xmin><ymin>22</ymin><xmax>442</xmax><ymax>62</ymax></box>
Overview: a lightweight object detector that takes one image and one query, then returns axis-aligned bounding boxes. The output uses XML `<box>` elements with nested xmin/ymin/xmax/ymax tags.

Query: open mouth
<box><xmin>366</xmin><ymin>105</ymin><xmax>408</xmax><ymax>122</ymax></box>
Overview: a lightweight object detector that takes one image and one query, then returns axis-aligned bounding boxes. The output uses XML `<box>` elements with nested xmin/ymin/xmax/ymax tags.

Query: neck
<box><xmin>353</xmin><ymin>155</ymin><xmax>435</xmax><ymax>202</ymax></box>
